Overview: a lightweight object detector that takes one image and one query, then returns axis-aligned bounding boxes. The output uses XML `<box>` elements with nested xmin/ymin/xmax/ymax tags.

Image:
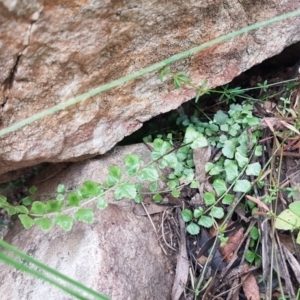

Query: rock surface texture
<box><xmin>0</xmin><ymin>144</ymin><xmax>174</xmax><ymax>300</ymax></box>
<box><xmin>1</xmin><ymin>1</ymin><xmax>300</xmax><ymax>177</ymax></box>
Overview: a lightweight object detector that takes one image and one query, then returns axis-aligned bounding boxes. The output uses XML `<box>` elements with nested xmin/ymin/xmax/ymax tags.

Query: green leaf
<box><xmin>97</xmin><ymin>196</ymin><xmax>108</xmax><ymax>209</ymax></box>
<box><xmin>46</xmin><ymin>200</ymin><xmax>63</xmax><ymax>213</ymax></box>
<box><xmin>220</xmin><ymin>124</ymin><xmax>229</xmax><ymax>132</ymax></box>
<box><xmin>245</xmin><ymin>250</ymin><xmax>256</xmax><ymax>264</ymax></box>
<box><xmin>0</xmin><ymin>195</ymin><xmax>7</xmax><ymax>203</ymax></box>
<box><xmin>35</xmin><ymin>218</ymin><xmax>53</xmax><ymax>231</ymax></box>
<box><xmin>54</xmin><ymin>215</ymin><xmax>73</xmax><ymax>231</ymax></box>
<box><xmin>213</xmin><ymin>179</ymin><xmax>227</xmax><ymax>196</ymax></box>
<box><xmin>56</xmin><ymin>184</ymin><xmax>65</xmax><ymax>193</ymax></box>
<box><xmin>114</xmin><ymin>183</ymin><xmax>136</xmax><ymax>200</ymax></box>
<box><xmin>224</xmin><ymin>160</ymin><xmax>238</xmax><ymax>183</ymax></box>
<box><xmin>190</xmin><ymin>181</ymin><xmax>199</xmax><ymax>188</ymax></box>
<box><xmin>125</xmin><ymin>154</ymin><xmax>142</xmax><ymax>176</ymax></box>
<box><xmin>222</xmin><ymin>194</ymin><xmax>235</xmax><ymax>205</ymax></box>
<box><xmin>247</xmin><ymin>116</ymin><xmax>260</xmax><ymax>126</ymax></box>
<box><xmin>184</xmin><ymin>127</ymin><xmax>208</xmax><ymax>149</ymax></box>
<box><xmin>214</xmin><ymin>110</ymin><xmax>228</xmax><ymax>125</ymax></box>
<box><xmin>56</xmin><ymin>193</ymin><xmax>64</xmax><ymax>201</ymax></box>
<box><xmin>209</xmin><ymin>207</ymin><xmax>224</xmax><ymax>219</ymax></box>
<box><xmin>174</xmin><ymin>162</ymin><xmax>184</xmax><ymax>176</ymax></box>
<box><xmin>176</xmin><ymin>147</ymin><xmax>189</xmax><ymax>162</ymax></box>
<box><xmin>18</xmin><ymin>214</ymin><xmax>35</xmax><ymax>229</ymax></box>
<box><xmin>151</xmin><ymin>138</ymin><xmax>172</xmax><ymax>160</ymax></box>
<box><xmin>247</xmin><ymin>199</ymin><xmax>256</xmax><ymax>209</ymax></box>
<box><xmin>209</xmin><ymin>164</ymin><xmax>223</xmax><ymax>176</ymax></box>
<box><xmin>134</xmin><ymin>194</ymin><xmax>143</xmax><ymax>203</ymax></box>
<box><xmin>149</xmin><ymin>182</ymin><xmax>158</xmax><ymax>192</ymax></box>
<box><xmin>235</xmin><ymin>152</ymin><xmax>249</xmax><ymax>168</ymax></box>
<box><xmin>194</xmin><ymin>207</ymin><xmax>204</xmax><ymax>218</ymax></box>
<box><xmin>233</xmin><ymin>180</ymin><xmax>251</xmax><ymax>193</ymax></box>
<box><xmin>198</xmin><ymin>215</ymin><xmax>214</xmax><ymax>228</ymax></box>
<box><xmin>222</xmin><ymin>140</ymin><xmax>236</xmax><ymax>159</ymax></box>
<box><xmin>188</xmin><ymin>130</ymin><xmax>207</xmax><ymax>148</ymax></box>
<box><xmin>80</xmin><ymin>180</ymin><xmax>103</xmax><ymax>197</ymax></box>
<box><xmin>289</xmin><ymin>202</ymin><xmax>300</xmax><ymax>217</ymax></box>
<box><xmin>174</xmin><ymin>77</ymin><xmax>181</xmax><ymax>88</ymax></box>
<box><xmin>181</xmin><ymin>209</ymin><xmax>193</xmax><ymax>222</ymax></box>
<box><xmin>182</xmin><ymin>168</ymin><xmax>194</xmax><ymax>181</ymax></box>
<box><xmin>187</xmin><ymin>158</ymin><xmax>195</xmax><ymax>168</ymax></box>
<box><xmin>192</xmin><ymin>135</ymin><xmax>208</xmax><ymax>149</ymax></box>
<box><xmin>29</xmin><ymin>185</ymin><xmax>37</xmax><ymax>195</ymax></box>
<box><xmin>255</xmin><ymin>145</ymin><xmax>262</xmax><ymax>156</ymax></box>
<box><xmin>246</xmin><ymin>162</ymin><xmax>261</xmax><ymax>176</ymax></box>
<box><xmin>153</xmin><ymin>193</ymin><xmax>162</xmax><ymax>203</ymax></box>
<box><xmin>219</xmin><ymin>134</ymin><xmax>228</xmax><ymax>144</ymax></box>
<box><xmin>138</xmin><ymin>165</ymin><xmax>159</xmax><ymax>181</ymax></box>
<box><xmin>286</xmin><ymin>187</ymin><xmax>299</xmax><ymax>198</ymax></box>
<box><xmin>236</xmin><ymin>143</ymin><xmax>247</xmax><ymax>157</ymax></box>
<box><xmin>21</xmin><ymin>196</ymin><xmax>32</xmax><ymax>206</ymax></box>
<box><xmin>74</xmin><ymin>208</ymin><xmax>94</xmax><ymax>223</ymax></box>
<box><xmin>167</xmin><ymin>179</ymin><xmax>178</xmax><ymax>190</ymax></box>
<box><xmin>171</xmin><ymin>189</ymin><xmax>180</xmax><ymax>197</ymax></box>
<box><xmin>186</xmin><ymin>223</ymin><xmax>200</xmax><ymax>235</ymax></box>
<box><xmin>228</xmin><ymin>123</ymin><xmax>241</xmax><ymax>136</ymax></box>
<box><xmin>250</xmin><ymin>226</ymin><xmax>259</xmax><ymax>240</ymax></box>
<box><xmin>275</xmin><ymin>209</ymin><xmax>300</xmax><ymax>230</ymax></box>
<box><xmin>176</xmin><ymin>72</ymin><xmax>190</xmax><ymax>84</ymax></box>
<box><xmin>104</xmin><ymin>166</ymin><xmax>122</xmax><ymax>187</ymax></box>
<box><xmin>15</xmin><ymin>205</ymin><xmax>29</xmax><ymax>214</ymax></box>
<box><xmin>67</xmin><ymin>192</ymin><xmax>82</xmax><ymax>207</ymax></box>
<box><xmin>143</xmin><ymin>135</ymin><xmax>152</xmax><ymax>143</ymax></box>
<box><xmin>168</xmin><ymin>173</ymin><xmax>176</xmax><ymax>180</ymax></box>
<box><xmin>6</xmin><ymin>206</ymin><xmax>17</xmax><ymax>215</ymax></box>
<box><xmin>161</xmin><ymin>153</ymin><xmax>178</xmax><ymax>168</ymax></box>
<box><xmin>135</xmin><ymin>183</ymin><xmax>143</xmax><ymax>192</ymax></box>
<box><xmin>159</xmin><ymin>67</ymin><xmax>169</xmax><ymax>81</ymax></box>
<box><xmin>203</xmin><ymin>192</ymin><xmax>216</xmax><ymax>206</ymax></box>
<box><xmin>30</xmin><ymin>201</ymin><xmax>46</xmax><ymax>215</ymax></box>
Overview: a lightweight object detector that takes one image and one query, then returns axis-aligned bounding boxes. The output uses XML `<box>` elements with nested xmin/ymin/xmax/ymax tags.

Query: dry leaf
<box><xmin>280</xmin><ymin>120</ymin><xmax>300</xmax><ymax>135</ymax></box>
<box><xmin>241</xmin><ymin>264</ymin><xmax>260</xmax><ymax>300</ymax></box>
<box><xmin>246</xmin><ymin>195</ymin><xmax>270</xmax><ymax>212</ymax></box>
<box><xmin>282</xmin><ymin>244</ymin><xmax>300</xmax><ymax>284</ymax></box>
<box><xmin>219</xmin><ymin>227</ymin><xmax>244</xmax><ymax>262</ymax></box>
<box><xmin>193</xmin><ymin>146</ymin><xmax>211</xmax><ymax>182</ymax></box>
<box><xmin>172</xmin><ymin>208</ymin><xmax>189</xmax><ymax>300</ymax></box>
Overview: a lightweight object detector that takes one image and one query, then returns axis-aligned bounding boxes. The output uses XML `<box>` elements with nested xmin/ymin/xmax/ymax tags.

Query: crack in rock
<box><xmin>2</xmin><ymin>54</ymin><xmax>21</xmax><ymax>91</ymax></box>
<box><xmin>1</xmin><ymin>13</ymin><xmax>39</xmax><ymax>115</ymax></box>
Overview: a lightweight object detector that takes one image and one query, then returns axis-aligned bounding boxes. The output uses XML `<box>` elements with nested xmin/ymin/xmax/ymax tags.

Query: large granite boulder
<box><xmin>1</xmin><ymin>1</ymin><xmax>300</xmax><ymax>178</ymax></box>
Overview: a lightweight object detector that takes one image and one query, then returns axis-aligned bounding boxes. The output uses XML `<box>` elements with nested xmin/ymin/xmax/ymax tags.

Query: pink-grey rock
<box><xmin>0</xmin><ymin>144</ymin><xmax>173</xmax><ymax>300</ymax></box>
<box><xmin>0</xmin><ymin>1</ymin><xmax>300</xmax><ymax>178</ymax></box>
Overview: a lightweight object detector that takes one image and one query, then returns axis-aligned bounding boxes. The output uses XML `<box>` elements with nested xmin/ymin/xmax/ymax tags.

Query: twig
<box><xmin>141</xmin><ymin>202</ymin><xmax>167</xmax><ymax>255</ymax></box>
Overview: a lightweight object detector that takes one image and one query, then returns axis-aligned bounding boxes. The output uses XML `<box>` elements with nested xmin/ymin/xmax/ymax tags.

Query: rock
<box><xmin>0</xmin><ymin>144</ymin><xmax>174</xmax><ymax>299</ymax></box>
<box><xmin>1</xmin><ymin>1</ymin><xmax>300</xmax><ymax>177</ymax></box>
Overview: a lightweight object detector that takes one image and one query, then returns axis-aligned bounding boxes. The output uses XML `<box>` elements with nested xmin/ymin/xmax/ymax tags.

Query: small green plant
<box><xmin>279</xmin><ymin>96</ymin><xmax>292</xmax><ymax>115</ymax></box>
<box><xmin>178</xmin><ymin>103</ymin><xmax>263</xmax><ymax>234</ymax></box>
<box><xmin>0</xmin><ymin>125</ymin><xmax>209</xmax><ymax>231</ymax></box>
<box><xmin>245</xmin><ymin>226</ymin><xmax>262</xmax><ymax>265</ymax></box>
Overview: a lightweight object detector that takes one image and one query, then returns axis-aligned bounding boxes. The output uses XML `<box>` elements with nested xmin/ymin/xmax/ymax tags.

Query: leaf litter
<box><xmin>133</xmin><ymin>59</ymin><xmax>300</xmax><ymax>299</ymax></box>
